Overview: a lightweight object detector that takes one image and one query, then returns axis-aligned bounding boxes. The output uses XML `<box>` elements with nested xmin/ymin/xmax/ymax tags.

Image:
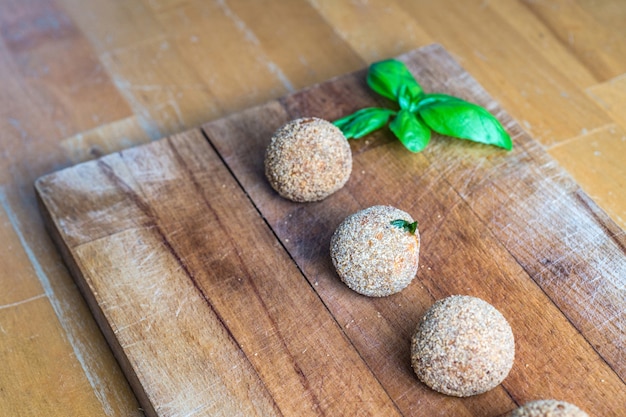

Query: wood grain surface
<box><xmin>36</xmin><ymin>45</ymin><xmax>625</xmax><ymax>416</ymax></box>
<box><xmin>2</xmin><ymin>1</ymin><xmax>626</xmax><ymax>416</ymax></box>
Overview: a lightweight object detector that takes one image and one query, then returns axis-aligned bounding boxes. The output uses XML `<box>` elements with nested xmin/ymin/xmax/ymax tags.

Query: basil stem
<box><xmin>414</xmin><ymin>93</ymin><xmax>465</xmax><ymax>112</ymax></box>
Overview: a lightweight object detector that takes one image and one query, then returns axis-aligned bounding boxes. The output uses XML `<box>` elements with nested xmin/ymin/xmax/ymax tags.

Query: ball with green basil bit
<box><xmin>330</xmin><ymin>205</ymin><xmax>420</xmax><ymax>297</ymax></box>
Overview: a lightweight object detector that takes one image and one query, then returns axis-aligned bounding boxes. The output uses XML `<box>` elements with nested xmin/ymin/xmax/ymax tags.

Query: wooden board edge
<box><xmin>34</xmin><ymin>180</ymin><xmax>155</xmax><ymax>417</ymax></box>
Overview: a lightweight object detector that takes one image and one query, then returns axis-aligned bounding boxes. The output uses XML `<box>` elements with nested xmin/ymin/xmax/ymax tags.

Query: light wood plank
<box><xmin>586</xmin><ymin>74</ymin><xmax>626</xmax><ymax>131</ymax></box>
<box><xmin>155</xmin><ymin>0</ymin><xmax>298</xmax><ymax>114</ymax></box>
<box><xmin>60</xmin><ymin>116</ymin><xmax>151</xmax><ymax>164</ymax></box>
<box><xmin>99</xmin><ymin>37</ymin><xmax>221</xmax><ymax>139</ymax></box>
<box><xmin>74</xmin><ymin>228</ymin><xmax>280</xmax><ymax>417</ymax></box>
<box><xmin>0</xmin><ymin>298</ymin><xmax>109</xmax><ymax>417</ymax></box>
<box><xmin>223</xmin><ymin>0</ymin><xmax>365</xmax><ymax>89</ymax></box>
<box><xmin>58</xmin><ymin>0</ymin><xmax>165</xmax><ymax>54</ymax></box>
<box><xmin>0</xmin><ymin>183</ymin><xmax>145</xmax><ymax>417</ymax></box>
<box><xmin>0</xmin><ymin>205</ymin><xmax>45</xmax><ymax>305</ymax></box>
<box><xmin>488</xmin><ymin>0</ymin><xmax>598</xmax><ymax>88</ymax></box>
<box><xmin>549</xmin><ymin>123</ymin><xmax>626</xmax><ymax>230</ymax></box>
<box><xmin>0</xmin><ymin>2</ymin><xmax>150</xmax><ymax>414</ymax></box>
<box><xmin>140</xmin><ymin>0</ymin><xmax>189</xmax><ymax>13</ymax></box>
<box><xmin>395</xmin><ymin>0</ymin><xmax>611</xmax><ymax>146</ymax></box>
<box><xmin>0</xmin><ymin>0</ymin><xmax>132</xmax><ymax>138</ymax></box>
<box><xmin>522</xmin><ymin>0</ymin><xmax>626</xmax><ymax>81</ymax></box>
<box><xmin>308</xmin><ymin>0</ymin><xmax>433</xmax><ymax>62</ymax></box>
<box><xmin>578</xmin><ymin>0</ymin><xmax>626</xmax><ymax>37</ymax></box>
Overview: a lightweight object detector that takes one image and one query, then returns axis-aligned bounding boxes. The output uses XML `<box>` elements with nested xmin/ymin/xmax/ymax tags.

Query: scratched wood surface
<box><xmin>35</xmin><ymin>46</ymin><xmax>626</xmax><ymax>416</ymax></box>
<box><xmin>2</xmin><ymin>1</ymin><xmax>626</xmax><ymax>416</ymax></box>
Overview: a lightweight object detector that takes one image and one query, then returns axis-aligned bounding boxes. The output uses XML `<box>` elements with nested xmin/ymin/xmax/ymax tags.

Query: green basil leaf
<box><xmin>390</xmin><ymin>219</ymin><xmax>418</xmax><ymax>235</ymax></box>
<box><xmin>333</xmin><ymin>107</ymin><xmax>396</xmax><ymax>139</ymax></box>
<box><xmin>367</xmin><ymin>60</ymin><xmax>423</xmax><ymax>104</ymax></box>
<box><xmin>388</xmin><ymin>109</ymin><xmax>431</xmax><ymax>153</ymax></box>
<box><xmin>420</xmin><ymin>100</ymin><xmax>512</xmax><ymax>150</ymax></box>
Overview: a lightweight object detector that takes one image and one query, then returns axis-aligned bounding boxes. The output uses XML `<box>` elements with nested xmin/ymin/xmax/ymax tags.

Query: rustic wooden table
<box><xmin>1</xmin><ymin>1</ymin><xmax>625</xmax><ymax>416</ymax></box>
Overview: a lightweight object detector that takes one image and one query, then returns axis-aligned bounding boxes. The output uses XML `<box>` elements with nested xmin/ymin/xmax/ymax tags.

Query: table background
<box><xmin>1</xmin><ymin>1</ymin><xmax>625</xmax><ymax>415</ymax></box>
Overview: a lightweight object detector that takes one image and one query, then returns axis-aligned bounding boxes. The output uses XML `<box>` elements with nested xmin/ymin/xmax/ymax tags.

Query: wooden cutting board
<box><xmin>35</xmin><ymin>44</ymin><xmax>625</xmax><ymax>417</ymax></box>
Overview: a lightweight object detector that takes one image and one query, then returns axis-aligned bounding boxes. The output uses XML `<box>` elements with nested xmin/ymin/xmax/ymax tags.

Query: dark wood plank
<box><xmin>0</xmin><ymin>0</ymin><xmax>131</xmax><ymax>136</ymax></box>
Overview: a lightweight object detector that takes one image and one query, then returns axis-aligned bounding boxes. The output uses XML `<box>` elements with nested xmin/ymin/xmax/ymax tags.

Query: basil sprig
<box><xmin>390</xmin><ymin>219</ymin><xmax>418</xmax><ymax>235</ymax></box>
<box><xmin>333</xmin><ymin>59</ymin><xmax>512</xmax><ymax>152</ymax></box>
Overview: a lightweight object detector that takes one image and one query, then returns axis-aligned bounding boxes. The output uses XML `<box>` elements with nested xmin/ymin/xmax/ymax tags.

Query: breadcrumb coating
<box><xmin>507</xmin><ymin>400</ymin><xmax>589</xmax><ymax>417</ymax></box>
<box><xmin>264</xmin><ymin>117</ymin><xmax>351</xmax><ymax>202</ymax></box>
<box><xmin>330</xmin><ymin>205</ymin><xmax>420</xmax><ymax>297</ymax></box>
<box><xmin>411</xmin><ymin>295</ymin><xmax>515</xmax><ymax>397</ymax></box>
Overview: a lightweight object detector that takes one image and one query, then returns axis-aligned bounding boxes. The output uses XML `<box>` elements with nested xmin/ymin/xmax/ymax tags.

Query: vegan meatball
<box><xmin>330</xmin><ymin>205</ymin><xmax>420</xmax><ymax>297</ymax></box>
<box><xmin>411</xmin><ymin>295</ymin><xmax>515</xmax><ymax>397</ymax></box>
<box><xmin>264</xmin><ymin>117</ymin><xmax>352</xmax><ymax>202</ymax></box>
<box><xmin>507</xmin><ymin>400</ymin><xmax>589</xmax><ymax>417</ymax></box>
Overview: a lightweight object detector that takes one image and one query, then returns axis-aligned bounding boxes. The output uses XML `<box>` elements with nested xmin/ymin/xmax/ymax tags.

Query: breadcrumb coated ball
<box><xmin>411</xmin><ymin>295</ymin><xmax>515</xmax><ymax>397</ymax></box>
<box><xmin>507</xmin><ymin>400</ymin><xmax>589</xmax><ymax>417</ymax></box>
<box><xmin>264</xmin><ymin>117</ymin><xmax>352</xmax><ymax>202</ymax></box>
<box><xmin>330</xmin><ymin>205</ymin><xmax>420</xmax><ymax>297</ymax></box>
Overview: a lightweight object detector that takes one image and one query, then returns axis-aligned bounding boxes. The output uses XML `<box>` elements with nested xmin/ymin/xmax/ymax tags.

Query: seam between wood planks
<box><xmin>198</xmin><ymin>127</ymin><xmax>405</xmax><ymax>417</ymax></box>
